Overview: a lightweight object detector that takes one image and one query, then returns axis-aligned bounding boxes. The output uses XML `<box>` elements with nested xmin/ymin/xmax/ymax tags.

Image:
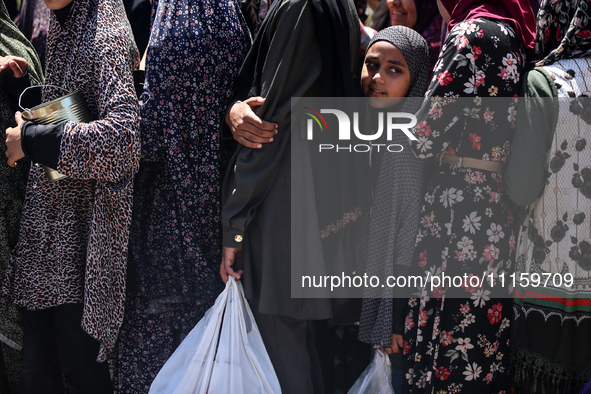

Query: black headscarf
<box><xmin>233</xmin><ymin>0</ymin><xmax>363</xmax><ymax>258</ymax></box>
<box><xmin>234</xmin><ymin>0</ymin><xmax>358</xmax><ymax>100</ymax></box>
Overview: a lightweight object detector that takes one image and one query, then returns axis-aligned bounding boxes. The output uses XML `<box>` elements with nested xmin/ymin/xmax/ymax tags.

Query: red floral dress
<box><xmin>402</xmin><ymin>18</ymin><xmax>524</xmax><ymax>393</ymax></box>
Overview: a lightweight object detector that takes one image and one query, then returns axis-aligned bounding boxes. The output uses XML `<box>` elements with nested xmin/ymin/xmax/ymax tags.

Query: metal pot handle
<box><xmin>18</xmin><ymin>84</ymin><xmax>70</xmax><ymax>115</ymax></box>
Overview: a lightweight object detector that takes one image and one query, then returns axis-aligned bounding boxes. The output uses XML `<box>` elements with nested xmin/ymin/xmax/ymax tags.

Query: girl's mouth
<box><xmin>370</xmin><ymin>86</ymin><xmax>385</xmax><ymax>95</ymax></box>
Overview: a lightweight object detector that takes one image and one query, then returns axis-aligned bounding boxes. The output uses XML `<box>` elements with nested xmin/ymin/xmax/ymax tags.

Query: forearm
<box><xmin>21</xmin><ymin>121</ymin><xmax>65</xmax><ymax>169</ymax></box>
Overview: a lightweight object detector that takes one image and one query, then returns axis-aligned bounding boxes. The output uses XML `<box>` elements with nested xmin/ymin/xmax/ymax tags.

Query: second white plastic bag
<box><xmin>348</xmin><ymin>349</ymin><xmax>395</xmax><ymax>394</ymax></box>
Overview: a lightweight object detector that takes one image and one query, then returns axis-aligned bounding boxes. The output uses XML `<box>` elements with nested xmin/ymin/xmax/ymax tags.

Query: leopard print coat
<box><xmin>2</xmin><ymin>0</ymin><xmax>140</xmax><ymax>362</ymax></box>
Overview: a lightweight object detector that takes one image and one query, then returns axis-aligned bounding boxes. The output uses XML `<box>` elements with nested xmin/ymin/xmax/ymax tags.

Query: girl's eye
<box><xmin>389</xmin><ymin>67</ymin><xmax>401</xmax><ymax>74</ymax></box>
<box><xmin>365</xmin><ymin>61</ymin><xmax>378</xmax><ymax>69</ymax></box>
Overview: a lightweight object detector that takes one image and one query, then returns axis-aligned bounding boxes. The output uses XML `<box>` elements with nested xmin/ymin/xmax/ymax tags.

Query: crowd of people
<box><xmin>1</xmin><ymin>0</ymin><xmax>591</xmax><ymax>393</ymax></box>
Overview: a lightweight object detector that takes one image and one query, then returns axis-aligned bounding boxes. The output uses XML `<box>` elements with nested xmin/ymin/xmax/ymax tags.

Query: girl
<box><xmin>356</xmin><ymin>25</ymin><xmax>430</xmax><ymax>393</ymax></box>
<box><xmin>223</xmin><ymin>24</ymin><xmax>428</xmax><ymax>393</ymax></box>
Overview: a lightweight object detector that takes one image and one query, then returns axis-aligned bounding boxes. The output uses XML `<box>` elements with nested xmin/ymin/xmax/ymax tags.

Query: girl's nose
<box><xmin>372</xmin><ymin>70</ymin><xmax>385</xmax><ymax>84</ymax></box>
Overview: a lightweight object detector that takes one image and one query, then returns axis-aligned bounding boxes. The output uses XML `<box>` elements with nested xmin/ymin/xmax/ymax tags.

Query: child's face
<box><xmin>361</xmin><ymin>41</ymin><xmax>411</xmax><ymax>109</ymax></box>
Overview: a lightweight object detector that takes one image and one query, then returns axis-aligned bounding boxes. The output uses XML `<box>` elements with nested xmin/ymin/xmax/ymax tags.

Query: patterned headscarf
<box><xmin>440</xmin><ymin>0</ymin><xmax>536</xmax><ymax>52</ymax></box>
<box><xmin>34</xmin><ymin>0</ymin><xmax>139</xmax><ymax>361</ymax></box>
<box><xmin>367</xmin><ymin>25</ymin><xmax>430</xmax><ymax>105</ymax></box>
<box><xmin>535</xmin><ymin>0</ymin><xmax>591</xmax><ymax>66</ymax></box>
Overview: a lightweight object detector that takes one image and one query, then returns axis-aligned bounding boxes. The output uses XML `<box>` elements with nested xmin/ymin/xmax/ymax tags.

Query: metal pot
<box><xmin>22</xmin><ymin>90</ymin><xmax>93</xmax><ymax>182</ymax></box>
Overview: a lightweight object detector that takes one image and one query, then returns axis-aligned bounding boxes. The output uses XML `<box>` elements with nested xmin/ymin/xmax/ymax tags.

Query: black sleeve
<box><xmin>221</xmin><ymin>1</ymin><xmax>321</xmax><ymax>248</ymax></box>
<box><xmin>21</xmin><ymin>121</ymin><xmax>65</xmax><ymax>170</ymax></box>
<box><xmin>4</xmin><ymin>71</ymin><xmax>42</xmax><ymax>112</ymax></box>
<box><xmin>133</xmin><ymin>69</ymin><xmax>145</xmax><ymax>100</ymax></box>
<box><xmin>392</xmin><ymin>298</ymin><xmax>407</xmax><ymax>335</ymax></box>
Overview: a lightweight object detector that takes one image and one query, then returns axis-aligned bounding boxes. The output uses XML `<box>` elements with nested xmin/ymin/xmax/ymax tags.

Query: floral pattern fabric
<box><xmin>114</xmin><ymin>0</ymin><xmax>250</xmax><ymax>391</ymax></box>
<box><xmin>133</xmin><ymin>0</ymin><xmax>250</xmax><ymax>307</ymax></box>
<box><xmin>403</xmin><ymin>18</ymin><xmax>525</xmax><ymax>393</ymax></box>
<box><xmin>535</xmin><ymin>0</ymin><xmax>591</xmax><ymax>66</ymax></box>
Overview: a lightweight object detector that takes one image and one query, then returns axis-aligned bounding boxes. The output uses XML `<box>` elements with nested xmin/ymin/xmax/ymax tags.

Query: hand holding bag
<box><xmin>149</xmin><ymin>277</ymin><xmax>281</xmax><ymax>393</ymax></box>
<box><xmin>348</xmin><ymin>349</ymin><xmax>395</xmax><ymax>394</ymax></box>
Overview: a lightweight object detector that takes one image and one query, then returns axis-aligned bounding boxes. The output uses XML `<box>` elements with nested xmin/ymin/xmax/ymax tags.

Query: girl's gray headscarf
<box><xmin>367</xmin><ymin>25</ymin><xmax>430</xmax><ymax>112</ymax></box>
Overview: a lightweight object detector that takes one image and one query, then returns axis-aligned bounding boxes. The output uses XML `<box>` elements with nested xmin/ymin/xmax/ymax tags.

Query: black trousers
<box><xmin>250</xmin><ymin>302</ymin><xmax>323</xmax><ymax>394</ymax></box>
<box><xmin>19</xmin><ymin>303</ymin><xmax>112</xmax><ymax>394</ymax></box>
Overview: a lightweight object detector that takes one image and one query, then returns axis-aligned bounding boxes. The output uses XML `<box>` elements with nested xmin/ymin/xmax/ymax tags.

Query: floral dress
<box><xmin>113</xmin><ymin>0</ymin><xmax>251</xmax><ymax>392</ymax></box>
<box><xmin>402</xmin><ymin>18</ymin><xmax>525</xmax><ymax>393</ymax></box>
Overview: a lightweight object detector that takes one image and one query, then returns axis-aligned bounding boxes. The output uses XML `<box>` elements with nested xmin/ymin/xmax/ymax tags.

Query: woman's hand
<box><xmin>220</xmin><ymin>246</ymin><xmax>244</xmax><ymax>283</ymax></box>
<box><xmin>0</xmin><ymin>56</ymin><xmax>28</xmax><ymax>78</ymax></box>
<box><xmin>5</xmin><ymin>112</ymin><xmax>25</xmax><ymax>167</ymax></box>
<box><xmin>225</xmin><ymin>97</ymin><xmax>277</xmax><ymax>149</ymax></box>
<box><xmin>381</xmin><ymin>333</ymin><xmax>404</xmax><ymax>354</ymax></box>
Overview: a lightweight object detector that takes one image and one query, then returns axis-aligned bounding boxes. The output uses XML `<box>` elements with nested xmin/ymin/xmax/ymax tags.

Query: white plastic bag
<box><xmin>149</xmin><ymin>277</ymin><xmax>281</xmax><ymax>394</ymax></box>
<box><xmin>348</xmin><ymin>349</ymin><xmax>395</xmax><ymax>394</ymax></box>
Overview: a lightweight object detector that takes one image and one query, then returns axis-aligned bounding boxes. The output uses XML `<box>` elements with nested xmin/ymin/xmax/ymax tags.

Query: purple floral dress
<box><xmin>403</xmin><ymin>18</ymin><xmax>525</xmax><ymax>393</ymax></box>
<box><xmin>113</xmin><ymin>0</ymin><xmax>250</xmax><ymax>392</ymax></box>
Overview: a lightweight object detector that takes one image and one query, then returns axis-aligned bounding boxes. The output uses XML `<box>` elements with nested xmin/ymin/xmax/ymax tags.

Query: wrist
<box><xmin>225</xmin><ymin>100</ymin><xmax>242</xmax><ymax>128</ymax></box>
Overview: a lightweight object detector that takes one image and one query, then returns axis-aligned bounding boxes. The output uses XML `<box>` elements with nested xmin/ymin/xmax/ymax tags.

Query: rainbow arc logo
<box><xmin>303</xmin><ymin>107</ymin><xmax>328</xmax><ymax>132</ymax></box>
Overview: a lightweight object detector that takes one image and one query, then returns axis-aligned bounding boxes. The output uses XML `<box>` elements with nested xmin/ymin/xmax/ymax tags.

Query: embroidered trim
<box><xmin>320</xmin><ymin>207</ymin><xmax>363</xmax><ymax>239</ymax></box>
<box><xmin>513</xmin><ymin>303</ymin><xmax>591</xmax><ymax>325</ymax></box>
